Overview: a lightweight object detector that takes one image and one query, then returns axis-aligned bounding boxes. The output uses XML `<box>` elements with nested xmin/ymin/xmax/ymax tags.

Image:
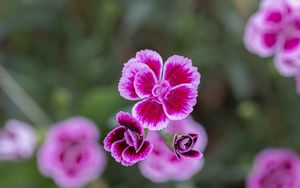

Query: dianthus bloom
<box><xmin>118</xmin><ymin>49</ymin><xmax>200</xmax><ymax>130</ymax></box>
<box><xmin>173</xmin><ymin>133</ymin><xmax>202</xmax><ymax>159</ymax></box>
<box><xmin>103</xmin><ymin>112</ymin><xmax>153</xmax><ymax>166</ymax></box>
<box><xmin>244</xmin><ymin>0</ymin><xmax>300</xmax><ymax>94</ymax></box>
<box><xmin>0</xmin><ymin>120</ymin><xmax>36</xmax><ymax>161</ymax></box>
<box><xmin>247</xmin><ymin>148</ymin><xmax>300</xmax><ymax>188</ymax></box>
<box><xmin>139</xmin><ymin>116</ymin><xmax>207</xmax><ymax>182</ymax></box>
<box><xmin>37</xmin><ymin>117</ymin><xmax>106</xmax><ymax>188</ymax></box>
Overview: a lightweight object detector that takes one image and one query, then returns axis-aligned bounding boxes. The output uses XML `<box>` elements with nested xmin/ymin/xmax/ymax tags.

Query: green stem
<box><xmin>158</xmin><ymin>130</ymin><xmax>175</xmax><ymax>150</ymax></box>
<box><xmin>0</xmin><ymin>64</ymin><xmax>52</xmax><ymax>128</ymax></box>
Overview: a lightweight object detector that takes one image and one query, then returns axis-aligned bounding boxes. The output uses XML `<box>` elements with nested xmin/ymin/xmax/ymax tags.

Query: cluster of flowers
<box><xmin>1</xmin><ymin>46</ymin><xmax>299</xmax><ymax>188</ymax></box>
<box><xmin>0</xmin><ymin>49</ymin><xmax>208</xmax><ymax>187</ymax></box>
<box><xmin>244</xmin><ymin>0</ymin><xmax>300</xmax><ymax>94</ymax></box>
<box><xmin>105</xmin><ymin>49</ymin><xmax>202</xmax><ymax>163</ymax></box>
<box><xmin>104</xmin><ymin>49</ymin><xmax>207</xmax><ymax>181</ymax></box>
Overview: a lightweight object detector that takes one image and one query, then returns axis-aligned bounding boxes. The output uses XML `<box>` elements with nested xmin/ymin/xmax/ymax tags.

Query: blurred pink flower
<box><xmin>118</xmin><ymin>49</ymin><xmax>200</xmax><ymax>130</ymax></box>
<box><xmin>244</xmin><ymin>0</ymin><xmax>300</xmax><ymax>94</ymax></box>
<box><xmin>37</xmin><ymin>117</ymin><xmax>106</xmax><ymax>188</ymax></box>
<box><xmin>103</xmin><ymin>112</ymin><xmax>153</xmax><ymax>166</ymax></box>
<box><xmin>139</xmin><ymin>116</ymin><xmax>207</xmax><ymax>183</ymax></box>
<box><xmin>247</xmin><ymin>148</ymin><xmax>300</xmax><ymax>188</ymax></box>
<box><xmin>244</xmin><ymin>0</ymin><xmax>300</xmax><ymax>58</ymax></box>
<box><xmin>0</xmin><ymin>120</ymin><xmax>36</xmax><ymax>161</ymax></box>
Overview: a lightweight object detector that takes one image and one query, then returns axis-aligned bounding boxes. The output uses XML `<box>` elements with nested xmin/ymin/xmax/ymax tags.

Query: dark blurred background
<box><xmin>0</xmin><ymin>0</ymin><xmax>300</xmax><ymax>187</ymax></box>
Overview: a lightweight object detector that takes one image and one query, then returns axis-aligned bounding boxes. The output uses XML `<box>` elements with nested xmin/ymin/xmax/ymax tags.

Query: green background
<box><xmin>0</xmin><ymin>0</ymin><xmax>300</xmax><ymax>187</ymax></box>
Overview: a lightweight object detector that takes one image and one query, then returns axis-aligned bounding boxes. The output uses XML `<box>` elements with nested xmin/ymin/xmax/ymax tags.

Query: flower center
<box><xmin>152</xmin><ymin>81</ymin><xmax>171</xmax><ymax>102</ymax></box>
<box><xmin>2</xmin><ymin>129</ymin><xmax>16</xmax><ymax>140</ymax></box>
<box><xmin>59</xmin><ymin>142</ymin><xmax>88</xmax><ymax>176</ymax></box>
<box><xmin>178</xmin><ymin>137</ymin><xmax>193</xmax><ymax>152</ymax></box>
<box><xmin>124</xmin><ymin>129</ymin><xmax>141</xmax><ymax>150</ymax></box>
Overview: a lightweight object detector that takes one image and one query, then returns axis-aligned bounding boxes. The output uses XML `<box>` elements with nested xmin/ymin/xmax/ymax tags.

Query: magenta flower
<box><xmin>139</xmin><ymin>116</ymin><xmax>207</xmax><ymax>182</ymax></box>
<box><xmin>118</xmin><ymin>49</ymin><xmax>200</xmax><ymax>130</ymax></box>
<box><xmin>103</xmin><ymin>111</ymin><xmax>153</xmax><ymax>166</ymax></box>
<box><xmin>247</xmin><ymin>148</ymin><xmax>300</xmax><ymax>188</ymax></box>
<box><xmin>0</xmin><ymin>120</ymin><xmax>36</xmax><ymax>161</ymax></box>
<box><xmin>37</xmin><ymin>117</ymin><xmax>106</xmax><ymax>188</ymax></box>
<box><xmin>173</xmin><ymin>133</ymin><xmax>202</xmax><ymax>159</ymax></box>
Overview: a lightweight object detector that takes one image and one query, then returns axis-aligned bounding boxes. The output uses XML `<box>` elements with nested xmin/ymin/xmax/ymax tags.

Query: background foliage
<box><xmin>0</xmin><ymin>0</ymin><xmax>300</xmax><ymax>187</ymax></box>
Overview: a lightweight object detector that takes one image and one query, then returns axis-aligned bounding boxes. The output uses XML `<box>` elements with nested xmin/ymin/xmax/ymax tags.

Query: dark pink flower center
<box><xmin>124</xmin><ymin>130</ymin><xmax>138</xmax><ymax>146</ymax></box>
<box><xmin>124</xmin><ymin>129</ymin><xmax>143</xmax><ymax>151</ymax></box>
<box><xmin>266</xmin><ymin>11</ymin><xmax>283</xmax><ymax>24</ymax></box>
<box><xmin>284</xmin><ymin>37</ymin><xmax>300</xmax><ymax>51</ymax></box>
<box><xmin>282</xmin><ymin>58</ymin><xmax>296</xmax><ymax>67</ymax></box>
<box><xmin>263</xmin><ymin>33</ymin><xmax>277</xmax><ymax>48</ymax></box>
<box><xmin>176</xmin><ymin>136</ymin><xmax>193</xmax><ymax>152</ymax></box>
<box><xmin>152</xmin><ymin>81</ymin><xmax>171</xmax><ymax>102</ymax></box>
<box><xmin>59</xmin><ymin>142</ymin><xmax>88</xmax><ymax>176</ymax></box>
<box><xmin>1</xmin><ymin>129</ymin><xmax>16</xmax><ymax>140</ymax></box>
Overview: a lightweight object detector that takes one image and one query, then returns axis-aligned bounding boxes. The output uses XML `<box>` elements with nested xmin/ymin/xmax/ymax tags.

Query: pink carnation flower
<box><xmin>118</xmin><ymin>49</ymin><xmax>200</xmax><ymax>130</ymax></box>
<box><xmin>103</xmin><ymin>111</ymin><xmax>153</xmax><ymax>166</ymax></box>
<box><xmin>247</xmin><ymin>148</ymin><xmax>300</xmax><ymax>188</ymax></box>
<box><xmin>139</xmin><ymin>116</ymin><xmax>207</xmax><ymax>183</ymax></box>
<box><xmin>0</xmin><ymin>120</ymin><xmax>36</xmax><ymax>161</ymax></box>
<box><xmin>37</xmin><ymin>117</ymin><xmax>106</xmax><ymax>188</ymax></box>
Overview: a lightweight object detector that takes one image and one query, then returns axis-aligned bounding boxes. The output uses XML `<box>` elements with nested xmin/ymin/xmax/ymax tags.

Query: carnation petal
<box><xmin>103</xmin><ymin>127</ymin><xmax>126</xmax><ymax>152</ymax></box>
<box><xmin>124</xmin><ymin>129</ymin><xmax>144</xmax><ymax>152</ymax></box>
<box><xmin>132</xmin><ymin>99</ymin><xmax>169</xmax><ymax>130</ymax></box>
<box><xmin>122</xmin><ymin>141</ymin><xmax>153</xmax><ymax>164</ymax></box>
<box><xmin>163</xmin><ymin>55</ymin><xmax>200</xmax><ymax>88</ymax></box>
<box><xmin>181</xmin><ymin>150</ymin><xmax>202</xmax><ymax>159</ymax></box>
<box><xmin>274</xmin><ymin>52</ymin><xmax>300</xmax><ymax>77</ymax></box>
<box><xmin>116</xmin><ymin>112</ymin><xmax>143</xmax><ymax>135</ymax></box>
<box><xmin>134</xmin><ymin>67</ymin><xmax>158</xmax><ymax>98</ymax></box>
<box><xmin>243</xmin><ymin>12</ymin><xmax>278</xmax><ymax>57</ymax></box>
<box><xmin>118</xmin><ymin>58</ymin><xmax>148</xmax><ymax>100</ymax></box>
<box><xmin>111</xmin><ymin>140</ymin><xmax>128</xmax><ymax>163</ymax></box>
<box><xmin>136</xmin><ymin>49</ymin><xmax>163</xmax><ymax>79</ymax></box>
<box><xmin>163</xmin><ymin>84</ymin><xmax>198</xmax><ymax>120</ymax></box>
<box><xmin>121</xmin><ymin>160</ymin><xmax>134</xmax><ymax>167</ymax></box>
<box><xmin>287</xmin><ymin>0</ymin><xmax>300</xmax><ymax>8</ymax></box>
<box><xmin>283</xmin><ymin>37</ymin><xmax>300</xmax><ymax>51</ymax></box>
